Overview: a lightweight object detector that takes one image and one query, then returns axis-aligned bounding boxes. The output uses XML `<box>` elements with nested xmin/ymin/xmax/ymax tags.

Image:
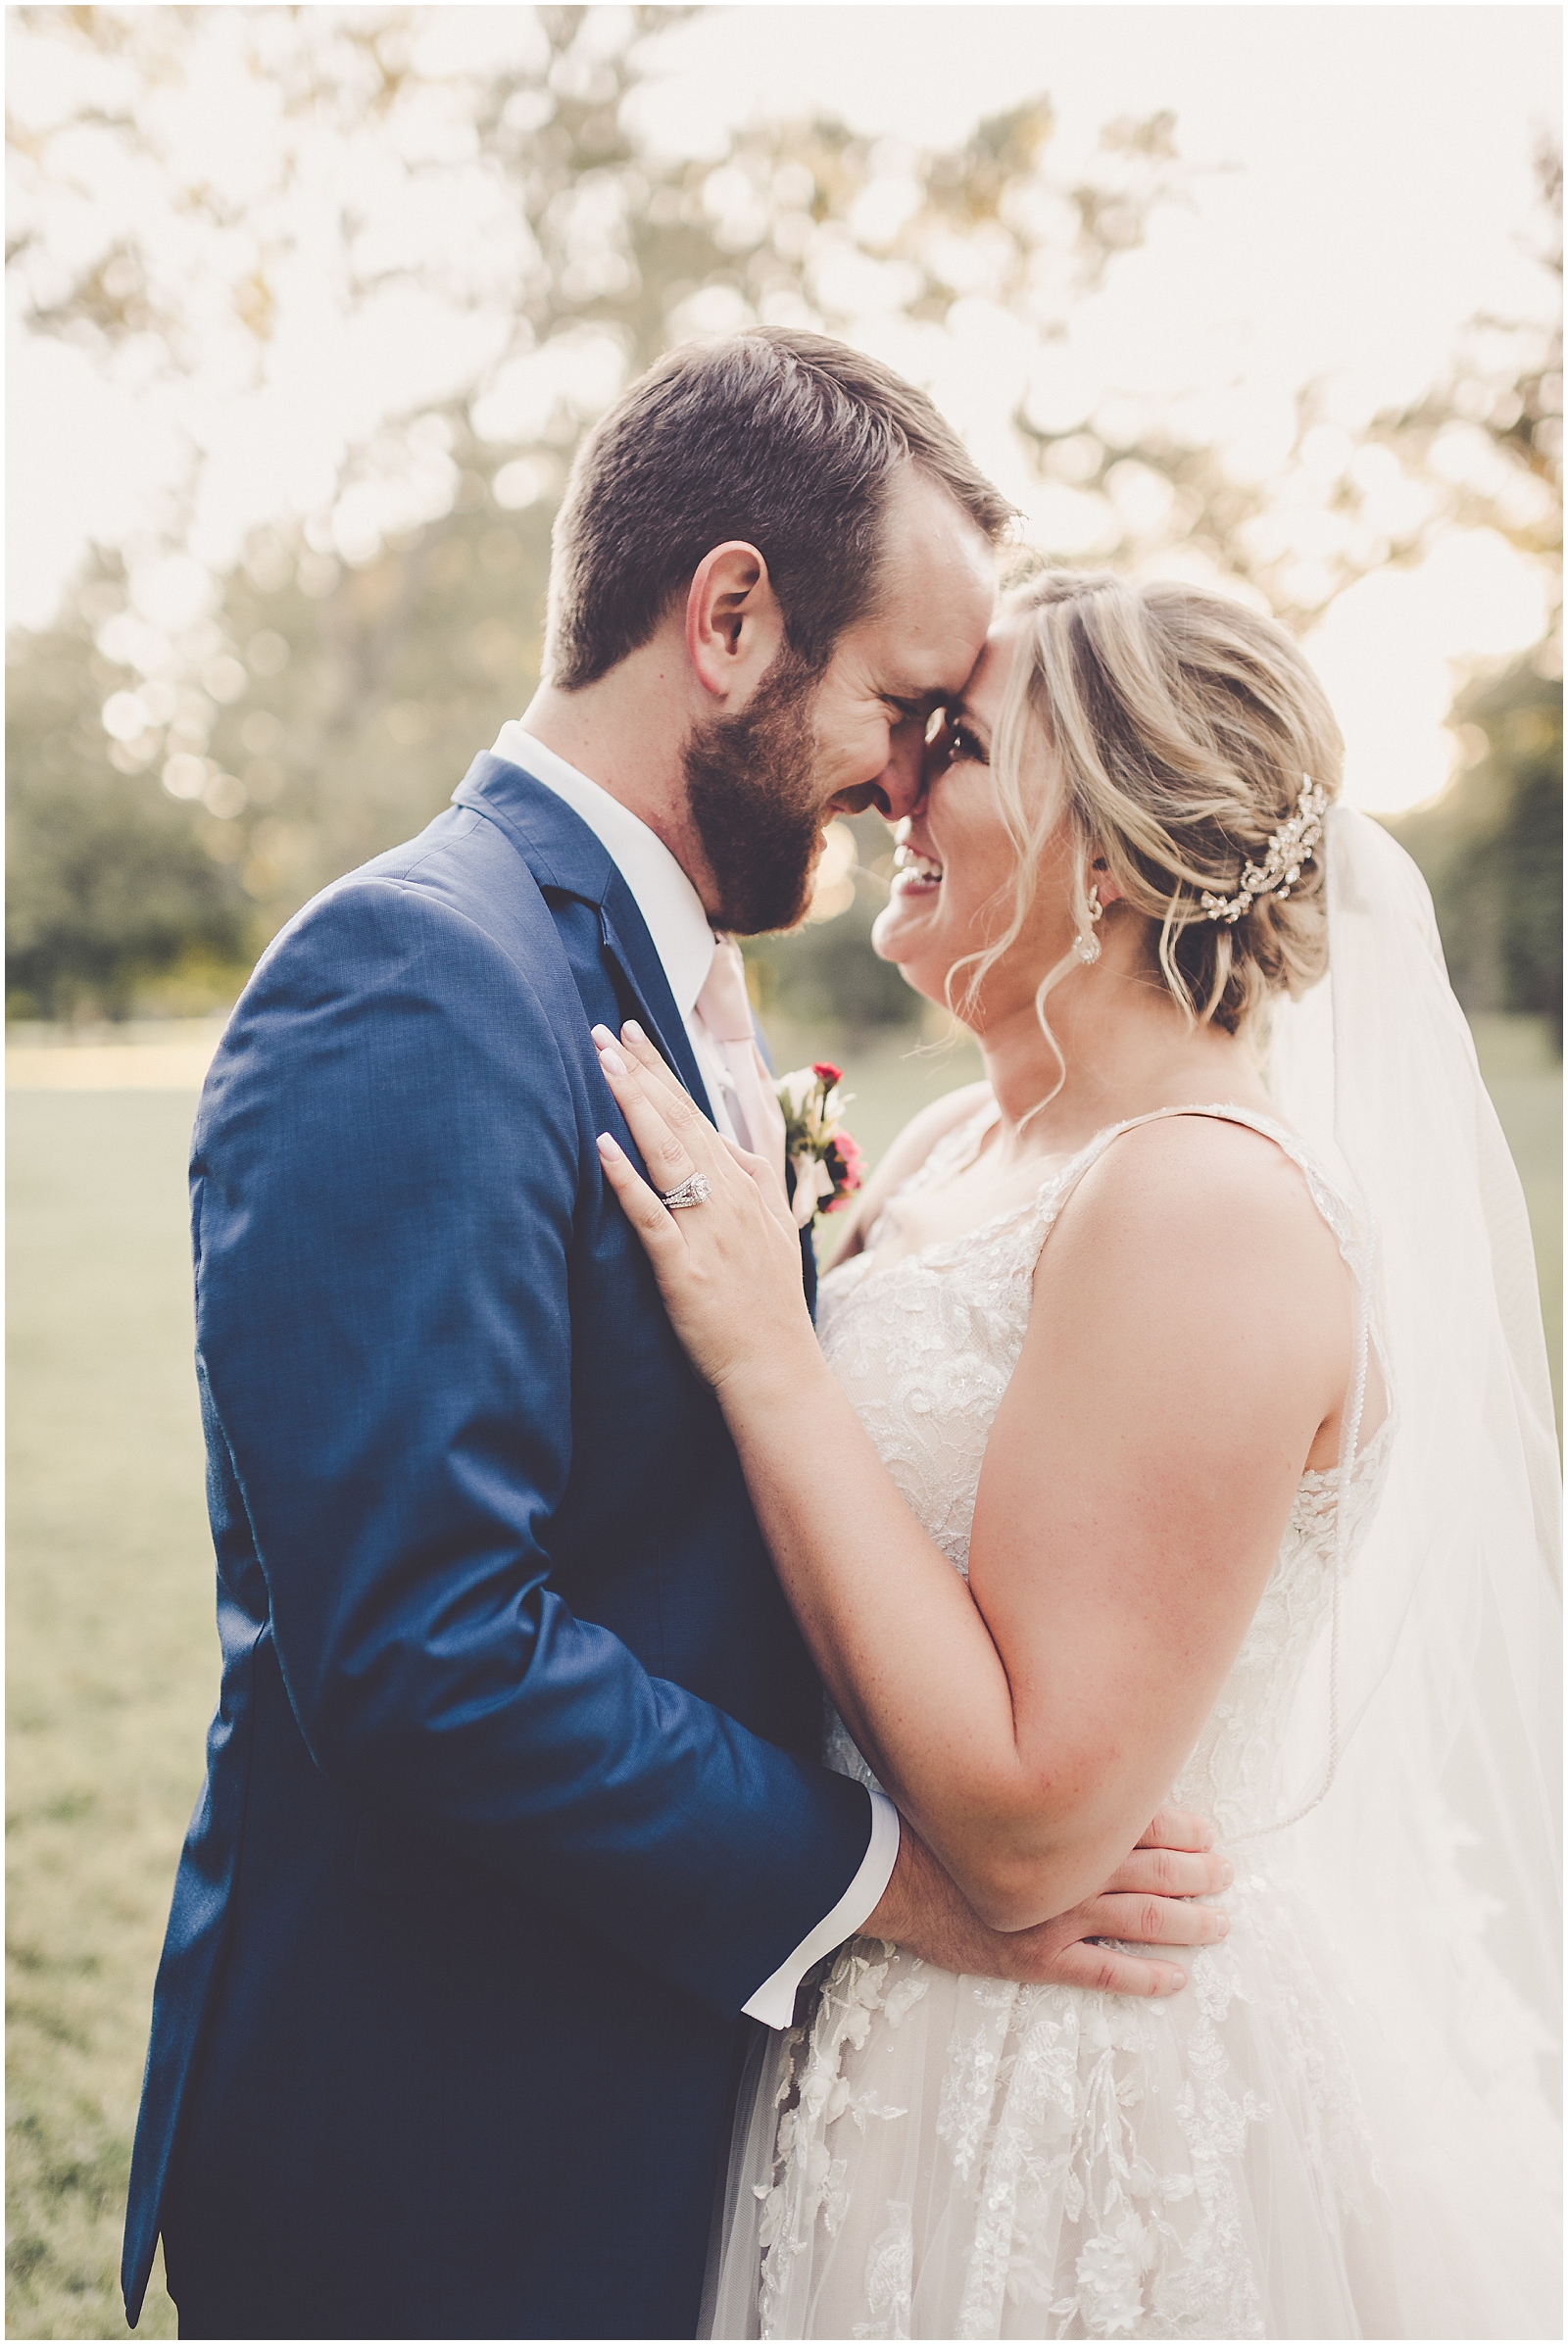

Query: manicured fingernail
<box><xmin>1221</xmin><ymin>1861</ymin><xmax>1234</xmax><ymax>1886</ymax></box>
<box><xmin>623</xmin><ymin>1020</ymin><xmax>646</xmax><ymax>1045</ymax></box>
<box><xmin>1217</xmin><ymin>1913</ymin><xmax>1230</xmax><ymax>1934</ymax></box>
<box><xmin>591</xmin><ymin>1023</ymin><xmax>616</xmax><ymax>1047</ymax></box>
<box><xmin>1170</xmin><ymin>1972</ymin><xmax>1187</xmax><ymax>1990</ymax></box>
<box><xmin>600</xmin><ymin>1047</ymin><xmax>627</xmax><ymax>1077</ymax></box>
<box><xmin>596</xmin><ymin>1132</ymin><xmax>624</xmax><ymax>1159</ymax></box>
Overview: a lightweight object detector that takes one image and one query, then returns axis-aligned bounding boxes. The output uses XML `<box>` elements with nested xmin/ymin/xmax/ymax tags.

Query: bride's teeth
<box><xmin>895</xmin><ymin>846</ymin><xmax>944</xmax><ymax>881</ymax></box>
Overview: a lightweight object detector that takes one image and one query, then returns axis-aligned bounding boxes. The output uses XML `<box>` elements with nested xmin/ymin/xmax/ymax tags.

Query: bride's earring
<box><xmin>1073</xmin><ymin>885</ymin><xmax>1103</xmax><ymax>965</ymax></box>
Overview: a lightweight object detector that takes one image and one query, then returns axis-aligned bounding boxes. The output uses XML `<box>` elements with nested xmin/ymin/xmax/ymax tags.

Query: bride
<box><xmin>594</xmin><ymin>568</ymin><xmax>1560</xmax><ymax>2339</ymax></box>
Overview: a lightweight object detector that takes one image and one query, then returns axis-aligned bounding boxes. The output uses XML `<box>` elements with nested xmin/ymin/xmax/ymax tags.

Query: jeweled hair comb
<box><xmin>1200</xmin><ymin>776</ymin><xmax>1328</xmax><ymax>925</ymax></box>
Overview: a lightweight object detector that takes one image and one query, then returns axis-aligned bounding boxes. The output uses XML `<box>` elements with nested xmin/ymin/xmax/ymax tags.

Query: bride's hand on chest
<box><xmin>592</xmin><ymin>1021</ymin><xmax>821</xmax><ymax>1392</ymax></box>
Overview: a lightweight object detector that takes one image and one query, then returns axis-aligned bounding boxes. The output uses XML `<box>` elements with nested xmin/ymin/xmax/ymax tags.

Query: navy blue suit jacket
<box><xmin>122</xmin><ymin>757</ymin><xmax>874</xmax><ymax>2339</ymax></box>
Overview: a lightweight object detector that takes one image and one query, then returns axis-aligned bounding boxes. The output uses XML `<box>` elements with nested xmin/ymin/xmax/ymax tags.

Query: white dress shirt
<box><xmin>492</xmin><ymin>724</ymin><xmax>902</xmax><ymax>2027</ymax></box>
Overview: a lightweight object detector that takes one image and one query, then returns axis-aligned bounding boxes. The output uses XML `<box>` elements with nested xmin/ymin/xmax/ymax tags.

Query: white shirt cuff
<box><xmin>741</xmin><ymin>1790</ymin><xmax>901</xmax><ymax>2029</ymax></box>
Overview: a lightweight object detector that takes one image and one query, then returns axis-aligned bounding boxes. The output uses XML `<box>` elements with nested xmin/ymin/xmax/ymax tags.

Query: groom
<box><xmin>123</xmin><ymin>330</ymin><xmax>1227</xmax><ymax>2340</ymax></box>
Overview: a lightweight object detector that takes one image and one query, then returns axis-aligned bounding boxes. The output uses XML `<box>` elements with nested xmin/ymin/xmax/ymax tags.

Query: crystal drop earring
<box><xmin>1073</xmin><ymin>884</ymin><xmax>1103</xmax><ymax>965</ymax></box>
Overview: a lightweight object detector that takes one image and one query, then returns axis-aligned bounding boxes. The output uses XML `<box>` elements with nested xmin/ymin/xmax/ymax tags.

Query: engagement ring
<box><xmin>660</xmin><ymin>1173</ymin><xmax>711</xmax><ymax>1209</ymax></box>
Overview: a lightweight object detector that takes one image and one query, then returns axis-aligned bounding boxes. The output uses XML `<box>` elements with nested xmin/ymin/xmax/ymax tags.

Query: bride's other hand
<box><xmin>864</xmin><ymin>1808</ymin><xmax>1231</xmax><ymax>1998</ymax></box>
<box><xmin>593</xmin><ymin>1029</ymin><xmax>816</xmax><ymax>1388</ymax></box>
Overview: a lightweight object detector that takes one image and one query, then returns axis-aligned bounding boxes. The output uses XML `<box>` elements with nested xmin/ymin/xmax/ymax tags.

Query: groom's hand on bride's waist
<box><xmin>860</xmin><ymin>1806</ymin><xmax>1231</xmax><ymax>1998</ymax></box>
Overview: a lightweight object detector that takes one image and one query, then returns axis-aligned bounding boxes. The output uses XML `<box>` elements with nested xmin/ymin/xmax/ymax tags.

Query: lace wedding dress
<box><xmin>705</xmin><ymin>1103</ymin><xmax>1552</xmax><ymax>2341</ymax></box>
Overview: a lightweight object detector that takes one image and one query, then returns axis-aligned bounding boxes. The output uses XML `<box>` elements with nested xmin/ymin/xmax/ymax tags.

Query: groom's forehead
<box><xmin>852</xmin><ymin>590</ymin><xmax>994</xmax><ymax>705</ymax></box>
<box><xmin>859</xmin><ymin>472</ymin><xmax>997</xmax><ymax>692</ymax></box>
<box><xmin>843</xmin><ymin>615</ymin><xmax>988</xmax><ymax>710</ymax></box>
<box><xmin>832</xmin><ymin>620</ymin><xmax>977</xmax><ymax>709</ymax></box>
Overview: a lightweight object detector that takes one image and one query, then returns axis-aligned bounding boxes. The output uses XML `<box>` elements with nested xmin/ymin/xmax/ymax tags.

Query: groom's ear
<box><xmin>685</xmin><ymin>541</ymin><xmax>786</xmax><ymax>705</ymax></box>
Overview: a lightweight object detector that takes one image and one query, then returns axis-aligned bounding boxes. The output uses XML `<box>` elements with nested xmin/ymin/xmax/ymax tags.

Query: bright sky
<box><xmin>636</xmin><ymin>4</ymin><xmax>1561</xmax><ymax>812</ymax></box>
<box><xmin>8</xmin><ymin>3</ymin><xmax>1561</xmax><ymax>813</ymax></box>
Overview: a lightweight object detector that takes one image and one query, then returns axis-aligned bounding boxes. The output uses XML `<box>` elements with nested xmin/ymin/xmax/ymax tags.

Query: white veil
<box><xmin>1264</xmin><ymin>806</ymin><xmax>1561</xmax><ymax>2281</ymax></box>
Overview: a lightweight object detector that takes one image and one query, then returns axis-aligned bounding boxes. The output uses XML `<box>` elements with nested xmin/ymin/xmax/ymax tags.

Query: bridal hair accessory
<box><xmin>660</xmin><ymin>1172</ymin><xmax>711</xmax><ymax>1209</ymax></box>
<box><xmin>777</xmin><ymin>1062</ymin><xmax>864</xmax><ymax>1229</ymax></box>
<box><xmin>1200</xmin><ymin>776</ymin><xmax>1328</xmax><ymax>924</ymax></box>
<box><xmin>1073</xmin><ymin>884</ymin><xmax>1103</xmax><ymax>964</ymax></box>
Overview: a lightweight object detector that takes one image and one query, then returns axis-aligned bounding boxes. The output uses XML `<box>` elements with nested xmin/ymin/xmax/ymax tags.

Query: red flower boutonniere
<box><xmin>777</xmin><ymin>1062</ymin><xmax>863</xmax><ymax>1228</ymax></box>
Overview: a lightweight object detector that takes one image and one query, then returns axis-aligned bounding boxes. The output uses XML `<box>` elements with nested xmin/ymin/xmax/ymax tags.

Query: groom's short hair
<box><xmin>545</xmin><ymin>330</ymin><xmax>1013</xmax><ymax>690</ymax></box>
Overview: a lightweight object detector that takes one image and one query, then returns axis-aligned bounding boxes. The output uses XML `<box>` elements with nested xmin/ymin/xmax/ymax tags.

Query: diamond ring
<box><xmin>660</xmin><ymin>1172</ymin><xmax>712</xmax><ymax>1210</ymax></box>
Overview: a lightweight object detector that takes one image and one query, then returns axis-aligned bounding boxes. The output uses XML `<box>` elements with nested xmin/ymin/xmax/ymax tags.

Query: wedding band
<box><xmin>660</xmin><ymin>1173</ymin><xmax>711</xmax><ymax>1210</ymax></box>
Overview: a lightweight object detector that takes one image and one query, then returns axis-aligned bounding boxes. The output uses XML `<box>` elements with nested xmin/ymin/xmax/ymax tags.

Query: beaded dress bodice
<box><xmin>816</xmin><ymin>1102</ymin><xmax>1393</xmax><ymax>1840</ymax></box>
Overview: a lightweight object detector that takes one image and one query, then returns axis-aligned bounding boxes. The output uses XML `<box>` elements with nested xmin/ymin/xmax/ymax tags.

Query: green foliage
<box><xmin>1387</xmin><ymin>660</ymin><xmax>1563</xmax><ymax>1048</ymax></box>
<box><xmin>196</xmin><ymin>481</ymin><xmax>559</xmax><ymax>936</ymax></box>
<box><xmin>5</xmin><ymin>602</ymin><xmax>252</xmax><ymax>1021</ymax></box>
<box><xmin>6</xmin><ymin>478</ymin><xmax>566</xmax><ymax>1014</ymax></box>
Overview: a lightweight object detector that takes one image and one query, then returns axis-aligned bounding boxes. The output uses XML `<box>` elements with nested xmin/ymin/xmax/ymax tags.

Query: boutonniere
<box><xmin>777</xmin><ymin>1062</ymin><xmax>864</xmax><ymax>1229</ymax></box>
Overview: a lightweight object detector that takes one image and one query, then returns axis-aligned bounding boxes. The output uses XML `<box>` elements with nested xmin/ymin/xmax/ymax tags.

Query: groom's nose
<box><xmin>871</xmin><ymin>719</ymin><xmax>930</xmax><ymax>820</ymax></box>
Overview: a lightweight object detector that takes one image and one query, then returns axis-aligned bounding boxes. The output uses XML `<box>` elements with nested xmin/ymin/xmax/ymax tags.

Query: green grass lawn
<box><xmin>8</xmin><ymin>1094</ymin><xmax>208</xmax><ymax>2340</ymax></box>
<box><xmin>6</xmin><ymin>1020</ymin><xmax>1560</xmax><ymax>2338</ymax></box>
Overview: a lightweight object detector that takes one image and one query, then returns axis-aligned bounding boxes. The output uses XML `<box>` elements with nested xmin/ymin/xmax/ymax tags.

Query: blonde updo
<box><xmin>953</xmin><ymin>568</ymin><xmax>1345</xmax><ymax>1056</ymax></box>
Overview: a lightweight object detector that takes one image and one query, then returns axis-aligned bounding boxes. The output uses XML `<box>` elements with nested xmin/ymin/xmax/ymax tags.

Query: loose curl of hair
<box><xmin>947</xmin><ymin>568</ymin><xmax>1345</xmax><ymax>1093</ymax></box>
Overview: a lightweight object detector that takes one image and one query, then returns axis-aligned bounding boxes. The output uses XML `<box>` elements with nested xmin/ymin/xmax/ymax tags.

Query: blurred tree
<box><xmin>1386</xmin><ymin>660</ymin><xmax>1563</xmax><ymax>1044</ymax></box>
<box><xmin>1381</xmin><ymin>142</ymin><xmax>1561</xmax><ymax>1050</ymax></box>
<box><xmin>1361</xmin><ymin>139</ymin><xmax>1561</xmax><ymax>638</ymax></box>
<box><xmin>5</xmin><ymin>576</ymin><xmax>250</xmax><ymax>1020</ymax></box>
<box><xmin>1016</xmin><ymin>137</ymin><xmax>1562</xmax><ymax>642</ymax></box>
<box><xmin>6</xmin><ymin>3</ymin><xmax>1182</xmax><ymax>1020</ymax></box>
<box><xmin>5</xmin><ymin>8</ymin><xmax>1560</xmax><ymax>1038</ymax></box>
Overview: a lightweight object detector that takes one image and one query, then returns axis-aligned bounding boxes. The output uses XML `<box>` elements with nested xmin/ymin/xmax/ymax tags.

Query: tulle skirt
<box><xmin>704</xmin><ymin>1866</ymin><xmax>1559</xmax><ymax>2339</ymax></box>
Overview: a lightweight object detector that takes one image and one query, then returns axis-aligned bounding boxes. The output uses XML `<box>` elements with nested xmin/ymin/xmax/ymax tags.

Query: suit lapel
<box><xmin>453</xmin><ymin>753</ymin><xmax>817</xmax><ymax>1311</ymax></box>
<box><xmin>453</xmin><ymin>754</ymin><xmax>715</xmax><ymax>1123</ymax></box>
<box><xmin>596</xmin><ymin>892</ymin><xmax>712</xmax><ymax>1112</ymax></box>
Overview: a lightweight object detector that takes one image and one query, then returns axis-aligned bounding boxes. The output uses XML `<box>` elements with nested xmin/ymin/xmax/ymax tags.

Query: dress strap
<box><xmin>1034</xmin><ymin>1101</ymin><xmax>1364</xmax><ymax>1274</ymax></box>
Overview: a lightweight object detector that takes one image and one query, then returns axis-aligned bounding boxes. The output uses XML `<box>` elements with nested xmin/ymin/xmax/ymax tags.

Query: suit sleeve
<box><xmin>191</xmin><ymin>876</ymin><xmax>873</xmax><ymax>2017</ymax></box>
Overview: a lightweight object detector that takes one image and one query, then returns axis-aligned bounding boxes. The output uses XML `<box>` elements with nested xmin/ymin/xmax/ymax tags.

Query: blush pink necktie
<box><xmin>694</xmin><ymin>936</ymin><xmax>787</xmax><ymax>1173</ymax></box>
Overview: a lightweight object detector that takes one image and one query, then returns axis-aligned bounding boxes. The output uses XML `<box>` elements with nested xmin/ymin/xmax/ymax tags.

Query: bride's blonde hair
<box><xmin>947</xmin><ymin>568</ymin><xmax>1345</xmax><ymax>1073</ymax></box>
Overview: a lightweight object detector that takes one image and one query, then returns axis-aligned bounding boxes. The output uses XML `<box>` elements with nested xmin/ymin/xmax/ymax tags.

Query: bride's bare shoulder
<box><xmin>830</xmin><ymin>1080</ymin><xmax>994</xmax><ymax>1262</ymax></box>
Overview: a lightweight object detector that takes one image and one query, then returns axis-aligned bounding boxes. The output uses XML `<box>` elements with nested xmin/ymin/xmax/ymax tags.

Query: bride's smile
<box><xmin>871</xmin><ymin>630</ymin><xmax>1048</xmax><ymax>1008</ymax></box>
<box><xmin>872</xmin><ymin>622</ymin><xmax>1125</xmax><ymax>1070</ymax></box>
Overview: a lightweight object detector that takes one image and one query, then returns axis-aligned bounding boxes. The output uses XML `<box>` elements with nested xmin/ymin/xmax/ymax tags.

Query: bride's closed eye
<box><xmin>942</xmin><ymin>720</ymin><xmax>989</xmax><ymax>768</ymax></box>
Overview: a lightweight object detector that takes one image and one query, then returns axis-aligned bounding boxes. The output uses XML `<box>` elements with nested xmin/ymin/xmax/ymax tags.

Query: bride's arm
<box><xmin>597</xmin><ymin>1038</ymin><xmax>1349</xmax><ymax>1933</ymax></box>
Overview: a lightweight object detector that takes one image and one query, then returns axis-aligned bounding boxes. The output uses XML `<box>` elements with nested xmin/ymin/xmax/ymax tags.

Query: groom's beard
<box><xmin>683</xmin><ymin>647</ymin><xmax>827</xmax><ymax>935</ymax></box>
